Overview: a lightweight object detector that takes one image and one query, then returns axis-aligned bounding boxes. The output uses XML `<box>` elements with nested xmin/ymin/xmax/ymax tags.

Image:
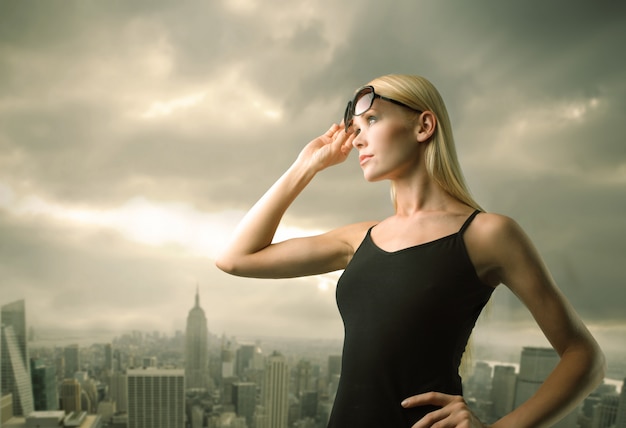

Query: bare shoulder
<box><xmin>465</xmin><ymin>212</ymin><xmax>537</xmax><ymax>287</ymax></box>
<box><xmin>328</xmin><ymin>220</ymin><xmax>378</xmax><ymax>252</ymax></box>
<box><xmin>468</xmin><ymin>212</ymin><xmax>529</xmax><ymax>249</ymax></box>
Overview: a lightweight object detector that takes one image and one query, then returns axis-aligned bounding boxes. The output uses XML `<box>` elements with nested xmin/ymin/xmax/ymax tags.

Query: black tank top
<box><xmin>329</xmin><ymin>210</ymin><xmax>494</xmax><ymax>427</ymax></box>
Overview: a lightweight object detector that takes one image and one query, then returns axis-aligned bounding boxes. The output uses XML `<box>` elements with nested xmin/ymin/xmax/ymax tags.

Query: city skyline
<box><xmin>0</xmin><ymin>1</ymin><xmax>625</xmax><ymax>354</ymax></box>
<box><xmin>3</xmin><ymin>294</ymin><xmax>625</xmax><ymax>427</ymax></box>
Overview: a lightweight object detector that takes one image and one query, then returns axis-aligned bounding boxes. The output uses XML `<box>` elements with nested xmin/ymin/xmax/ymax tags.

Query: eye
<box><xmin>366</xmin><ymin>115</ymin><xmax>377</xmax><ymax>125</ymax></box>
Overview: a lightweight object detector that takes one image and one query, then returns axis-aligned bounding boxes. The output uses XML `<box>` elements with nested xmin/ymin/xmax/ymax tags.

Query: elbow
<box><xmin>215</xmin><ymin>255</ymin><xmax>238</xmax><ymax>276</ymax></box>
<box><xmin>578</xmin><ymin>338</ymin><xmax>607</xmax><ymax>391</ymax></box>
<box><xmin>591</xmin><ymin>345</ymin><xmax>607</xmax><ymax>387</ymax></box>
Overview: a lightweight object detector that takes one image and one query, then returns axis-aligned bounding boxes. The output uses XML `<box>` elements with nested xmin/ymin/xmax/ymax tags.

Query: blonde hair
<box><xmin>367</xmin><ymin>74</ymin><xmax>483</xmax><ymax>212</ymax></box>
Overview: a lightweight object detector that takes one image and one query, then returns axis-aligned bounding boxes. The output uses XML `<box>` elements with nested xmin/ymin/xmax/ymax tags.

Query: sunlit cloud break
<box><xmin>142</xmin><ymin>92</ymin><xmax>207</xmax><ymax>118</ymax></box>
<box><xmin>0</xmin><ymin>182</ymin><xmax>326</xmax><ymax>261</ymax></box>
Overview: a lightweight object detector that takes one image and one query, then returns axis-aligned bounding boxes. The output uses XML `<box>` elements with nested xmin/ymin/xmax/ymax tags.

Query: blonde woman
<box><xmin>216</xmin><ymin>74</ymin><xmax>605</xmax><ymax>427</ymax></box>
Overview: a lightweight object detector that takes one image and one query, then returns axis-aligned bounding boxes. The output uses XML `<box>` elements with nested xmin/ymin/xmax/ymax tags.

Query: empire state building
<box><xmin>185</xmin><ymin>287</ymin><xmax>209</xmax><ymax>390</ymax></box>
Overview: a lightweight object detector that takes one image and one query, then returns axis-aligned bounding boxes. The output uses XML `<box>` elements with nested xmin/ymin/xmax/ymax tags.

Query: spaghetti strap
<box><xmin>459</xmin><ymin>209</ymin><xmax>481</xmax><ymax>234</ymax></box>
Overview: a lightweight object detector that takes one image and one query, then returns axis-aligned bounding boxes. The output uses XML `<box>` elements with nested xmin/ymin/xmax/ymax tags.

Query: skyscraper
<box><xmin>1</xmin><ymin>299</ymin><xmax>34</xmax><ymax>416</ymax></box>
<box><xmin>31</xmin><ymin>358</ymin><xmax>58</xmax><ymax>411</ymax></box>
<box><xmin>262</xmin><ymin>351</ymin><xmax>289</xmax><ymax>428</ymax></box>
<box><xmin>60</xmin><ymin>378</ymin><xmax>82</xmax><ymax>413</ymax></box>
<box><xmin>295</xmin><ymin>359</ymin><xmax>313</xmax><ymax>397</ymax></box>
<box><xmin>127</xmin><ymin>368</ymin><xmax>185</xmax><ymax>428</ymax></box>
<box><xmin>591</xmin><ymin>393</ymin><xmax>620</xmax><ymax>428</ymax></box>
<box><xmin>104</xmin><ymin>344</ymin><xmax>113</xmax><ymax>373</ymax></box>
<box><xmin>108</xmin><ymin>372</ymin><xmax>128</xmax><ymax>412</ymax></box>
<box><xmin>236</xmin><ymin>344</ymin><xmax>256</xmax><ymax>379</ymax></box>
<box><xmin>491</xmin><ymin>365</ymin><xmax>516</xmax><ymax>420</ymax></box>
<box><xmin>233</xmin><ymin>382</ymin><xmax>257</xmax><ymax>425</ymax></box>
<box><xmin>185</xmin><ymin>287</ymin><xmax>209</xmax><ymax>390</ymax></box>
<box><xmin>514</xmin><ymin>347</ymin><xmax>577</xmax><ymax>428</ymax></box>
<box><xmin>327</xmin><ymin>355</ymin><xmax>341</xmax><ymax>383</ymax></box>
<box><xmin>64</xmin><ymin>344</ymin><xmax>80</xmax><ymax>379</ymax></box>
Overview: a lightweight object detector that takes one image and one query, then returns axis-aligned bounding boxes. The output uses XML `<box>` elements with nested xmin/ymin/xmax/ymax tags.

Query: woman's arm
<box><xmin>482</xmin><ymin>215</ymin><xmax>605</xmax><ymax>427</ymax></box>
<box><xmin>404</xmin><ymin>214</ymin><xmax>605</xmax><ymax>428</ymax></box>
<box><xmin>216</xmin><ymin>123</ymin><xmax>365</xmax><ymax>278</ymax></box>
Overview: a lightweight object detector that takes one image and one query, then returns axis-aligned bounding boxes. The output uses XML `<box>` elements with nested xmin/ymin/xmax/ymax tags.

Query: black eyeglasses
<box><xmin>343</xmin><ymin>85</ymin><xmax>421</xmax><ymax>132</ymax></box>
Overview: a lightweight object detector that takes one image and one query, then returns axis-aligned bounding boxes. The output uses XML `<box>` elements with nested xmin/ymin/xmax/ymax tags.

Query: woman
<box><xmin>216</xmin><ymin>74</ymin><xmax>605</xmax><ymax>427</ymax></box>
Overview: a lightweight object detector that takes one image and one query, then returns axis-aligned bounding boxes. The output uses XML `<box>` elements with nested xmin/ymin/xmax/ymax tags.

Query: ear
<box><xmin>415</xmin><ymin>111</ymin><xmax>437</xmax><ymax>143</ymax></box>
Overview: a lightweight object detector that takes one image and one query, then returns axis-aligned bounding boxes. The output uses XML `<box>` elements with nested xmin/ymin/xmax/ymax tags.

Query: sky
<box><xmin>1</xmin><ymin>0</ymin><xmax>625</xmax><ymax>354</ymax></box>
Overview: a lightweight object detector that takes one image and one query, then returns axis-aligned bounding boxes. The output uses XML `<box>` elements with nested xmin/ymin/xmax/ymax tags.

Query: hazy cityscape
<box><xmin>1</xmin><ymin>293</ymin><xmax>625</xmax><ymax>428</ymax></box>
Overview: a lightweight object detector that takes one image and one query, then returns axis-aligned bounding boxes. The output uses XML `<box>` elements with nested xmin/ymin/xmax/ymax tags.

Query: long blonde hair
<box><xmin>367</xmin><ymin>74</ymin><xmax>483</xmax><ymax>212</ymax></box>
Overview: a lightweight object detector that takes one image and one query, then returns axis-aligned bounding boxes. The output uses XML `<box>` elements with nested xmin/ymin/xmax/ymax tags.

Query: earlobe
<box><xmin>416</xmin><ymin>111</ymin><xmax>436</xmax><ymax>143</ymax></box>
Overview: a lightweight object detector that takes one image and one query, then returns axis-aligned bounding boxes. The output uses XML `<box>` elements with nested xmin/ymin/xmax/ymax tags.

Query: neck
<box><xmin>391</xmin><ymin>172</ymin><xmax>458</xmax><ymax>216</ymax></box>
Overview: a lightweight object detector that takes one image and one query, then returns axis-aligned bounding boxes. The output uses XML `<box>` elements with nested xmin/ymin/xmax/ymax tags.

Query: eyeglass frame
<box><xmin>343</xmin><ymin>85</ymin><xmax>422</xmax><ymax>132</ymax></box>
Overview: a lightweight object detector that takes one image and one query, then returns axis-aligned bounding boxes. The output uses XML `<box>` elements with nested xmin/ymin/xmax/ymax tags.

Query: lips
<box><xmin>359</xmin><ymin>154</ymin><xmax>373</xmax><ymax>165</ymax></box>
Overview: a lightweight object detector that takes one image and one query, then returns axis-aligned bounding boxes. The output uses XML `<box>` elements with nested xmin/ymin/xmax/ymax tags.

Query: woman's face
<box><xmin>351</xmin><ymin>98</ymin><xmax>421</xmax><ymax>182</ymax></box>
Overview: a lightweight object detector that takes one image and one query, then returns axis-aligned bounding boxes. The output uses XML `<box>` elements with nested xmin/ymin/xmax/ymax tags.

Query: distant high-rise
<box><xmin>616</xmin><ymin>380</ymin><xmax>626</xmax><ymax>428</ymax></box>
<box><xmin>592</xmin><ymin>393</ymin><xmax>620</xmax><ymax>428</ymax></box>
<box><xmin>263</xmin><ymin>351</ymin><xmax>289</xmax><ymax>428</ymax></box>
<box><xmin>295</xmin><ymin>359</ymin><xmax>313</xmax><ymax>397</ymax></box>
<box><xmin>300</xmin><ymin>390</ymin><xmax>318</xmax><ymax>419</ymax></box>
<box><xmin>108</xmin><ymin>372</ymin><xmax>128</xmax><ymax>412</ymax></box>
<box><xmin>327</xmin><ymin>355</ymin><xmax>341</xmax><ymax>383</ymax></box>
<box><xmin>491</xmin><ymin>365</ymin><xmax>516</xmax><ymax>420</ymax></box>
<box><xmin>185</xmin><ymin>287</ymin><xmax>209</xmax><ymax>390</ymax></box>
<box><xmin>221</xmin><ymin>338</ymin><xmax>235</xmax><ymax>379</ymax></box>
<box><xmin>60</xmin><ymin>378</ymin><xmax>82</xmax><ymax>413</ymax></box>
<box><xmin>104</xmin><ymin>344</ymin><xmax>113</xmax><ymax>372</ymax></box>
<box><xmin>514</xmin><ymin>347</ymin><xmax>577</xmax><ymax>428</ymax></box>
<box><xmin>236</xmin><ymin>344</ymin><xmax>256</xmax><ymax>379</ymax></box>
<box><xmin>30</xmin><ymin>358</ymin><xmax>58</xmax><ymax>411</ymax></box>
<box><xmin>127</xmin><ymin>368</ymin><xmax>185</xmax><ymax>428</ymax></box>
<box><xmin>233</xmin><ymin>382</ymin><xmax>257</xmax><ymax>425</ymax></box>
<box><xmin>64</xmin><ymin>344</ymin><xmax>80</xmax><ymax>379</ymax></box>
<box><xmin>1</xmin><ymin>299</ymin><xmax>34</xmax><ymax>416</ymax></box>
<box><xmin>1</xmin><ymin>300</ymin><xmax>28</xmax><ymax>363</ymax></box>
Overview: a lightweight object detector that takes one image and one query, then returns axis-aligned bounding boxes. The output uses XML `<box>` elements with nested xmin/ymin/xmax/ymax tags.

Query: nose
<box><xmin>351</xmin><ymin>129</ymin><xmax>365</xmax><ymax>149</ymax></box>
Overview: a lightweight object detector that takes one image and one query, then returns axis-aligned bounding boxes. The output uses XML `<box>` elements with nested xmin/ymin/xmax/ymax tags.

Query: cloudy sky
<box><xmin>1</xmin><ymin>1</ymin><xmax>625</xmax><ymax>354</ymax></box>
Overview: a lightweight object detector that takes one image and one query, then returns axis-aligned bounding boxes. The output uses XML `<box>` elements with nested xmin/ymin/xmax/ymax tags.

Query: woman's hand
<box><xmin>402</xmin><ymin>392</ymin><xmax>491</xmax><ymax>428</ymax></box>
<box><xmin>296</xmin><ymin>123</ymin><xmax>354</xmax><ymax>172</ymax></box>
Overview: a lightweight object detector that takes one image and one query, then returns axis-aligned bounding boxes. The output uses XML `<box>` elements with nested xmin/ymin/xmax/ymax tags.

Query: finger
<box><xmin>401</xmin><ymin>392</ymin><xmax>456</xmax><ymax>408</ymax></box>
<box><xmin>324</xmin><ymin>123</ymin><xmax>340</xmax><ymax>137</ymax></box>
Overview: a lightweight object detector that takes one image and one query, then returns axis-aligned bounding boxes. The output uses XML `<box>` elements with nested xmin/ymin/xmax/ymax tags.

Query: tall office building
<box><xmin>1</xmin><ymin>299</ymin><xmax>34</xmax><ymax>416</ymax></box>
<box><xmin>104</xmin><ymin>344</ymin><xmax>113</xmax><ymax>372</ymax></box>
<box><xmin>233</xmin><ymin>382</ymin><xmax>257</xmax><ymax>425</ymax></box>
<box><xmin>491</xmin><ymin>365</ymin><xmax>516</xmax><ymax>420</ymax></box>
<box><xmin>514</xmin><ymin>347</ymin><xmax>577</xmax><ymax>428</ymax></box>
<box><xmin>185</xmin><ymin>288</ymin><xmax>209</xmax><ymax>390</ymax></box>
<box><xmin>127</xmin><ymin>368</ymin><xmax>185</xmax><ymax>428</ymax></box>
<box><xmin>301</xmin><ymin>391</ymin><xmax>318</xmax><ymax>419</ymax></box>
<box><xmin>262</xmin><ymin>351</ymin><xmax>289</xmax><ymax>428</ymax></box>
<box><xmin>616</xmin><ymin>380</ymin><xmax>626</xmax><ymax>428</ymax></box>
<box><xmin>64</xmin><ymin>344</ymin><xmax>81</xmax><ymax>379</ymax></box>
<box><xmin>61</xmin><ymin>378</ymin><xmax>82</xmax><ymax>413</ymax></box>
<box><xmin>221</xmin><ymin>339</ymin><xmax>235</xmax><ymax>379</ymax></box>
<box><xmin>236</xmin><ymin>344</ymin><xmax>256</xmax><ymax>379</ymax></box>
<box><xmin>514</xmin><ymin>347</ymin><xmax>558</xmax><ymax>408</ymax></box>
<box><xmin>591</xmin><ymin>393</ymin><xmax>620</xmax><ymax>428</ymax></box>
<box><xmin>31</xmin><ymin>358</ymin><xmax>58</xmax><ymax>410</ymax></box>
<box><xmin>295</xmin><ymin>359</ymin><xmax>313</xmax><ymax>397</ymax></box>
<box><xmin>327</xmin><ymin>355</ymin><xmax>341</xmax><ymax>383</ymax></box>
<box><xmin>108</xmin><ymin>372</ymin><xmax>128</xmax><ymax>412</ymax></box>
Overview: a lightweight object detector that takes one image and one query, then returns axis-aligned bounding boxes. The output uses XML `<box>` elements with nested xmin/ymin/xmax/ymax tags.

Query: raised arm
<box><xmin>215</xmin><ymin>123</ymin><xmax>367</xmax><ymax>279</ymax></box>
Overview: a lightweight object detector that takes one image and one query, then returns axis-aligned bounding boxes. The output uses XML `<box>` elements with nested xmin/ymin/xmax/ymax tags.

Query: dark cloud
<box><xmin>0</xmin><ymin>0</ymin><xmax>624</xmax><ymax>341</ymax></box>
